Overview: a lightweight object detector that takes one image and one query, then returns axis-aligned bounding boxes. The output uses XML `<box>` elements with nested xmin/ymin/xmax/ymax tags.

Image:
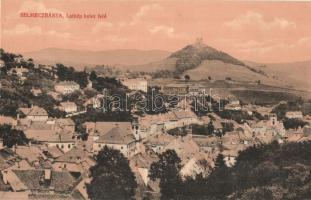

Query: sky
<box><xmin>1</xmin><ymin>0</ymin><xmax>311</xmax><ymax>63</ymax></box>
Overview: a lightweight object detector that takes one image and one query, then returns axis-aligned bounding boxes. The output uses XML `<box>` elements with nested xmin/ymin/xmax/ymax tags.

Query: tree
<box><xmin>207</xmin><ymin>121</ymin><xmax>215</xmax><ymax>134</ymax></box>
<box><xmin>283</xmin><ymin>118</ymin><xmax>308</xmax><ymax>130</ymax></box>
<box><xmin>184</xmin><ymin>74</ymin><xmax>190</xmax><ymax>82</ymax></box>
<box><xmin>90</xmin><ymin>71</ymin><xmax>97</xmax><ymax>81</ymax></box>
<box><xmin>149</xmin><ymin>150</ymin><xmax>182</xmax><ymax>199</ymax></box>
<box><xmin>87</xmin><ymin>146</ymin><xmax>137</xmax><ymax>200</ymax></box>
<box><xmin>214</xmin><ymin>153</ymin><xmax>226</xmax><ymax>168</ymax></box>
<box><xmin>221</xmin><ymin>122</ymin><xmax>234</xmax><ymax>135</ymax></box>
<box><xmin>0</xmin><ymin>125</ymin><xmax>29</xmax><ymax>148</ymax></box>
<box><xmin>56</xmin><ymin>64</ymin><xmax>88</xmax><ymax>88</ymax></box>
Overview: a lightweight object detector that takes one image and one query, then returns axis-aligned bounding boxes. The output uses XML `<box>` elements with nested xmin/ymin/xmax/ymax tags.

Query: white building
<box><xmin>136</xmin><ymin>110</ymin><xmax>199</xmax><ymax>139</ymax></box>
<box><xmin>90</xmin><ymin>122</ymin><xmax>137</xmax><ymax>158</ymax></box>
<box><xmin>59</xmin><ymin>101</ymin><xmax>78</xmax><ymax>113</ymax></box>
<box><xmin>225</xmin><ymin>100</ymin><xmax>241</xmax><ymax>111</ymax></box>
<box><xmin>285</xmin><ymin>111</ymin><xmax>303</xmax><ymax>119</ymax></box>
<box><xmin>0</xmin><ymin>60</ymin><xmax>5</xmax><ymax>68</ymax></box>
<box><xmin>46</xmin><ymin>132</ymin><xmax>76</xmax><ymax>153</ymax></box>
<box><xmin>93</xmin><ymin>126</ymin><xmax>136</xmax><ymax>158</ymax></box>
<box><xmin>120</xmin><ymin>78</ymin><xmax>148</xmax><ymax>92</ymax></box>
<box><xmin>54</xmin><ymin>81</ymin><xmax>80</xmax><ymax>95</ymax></box>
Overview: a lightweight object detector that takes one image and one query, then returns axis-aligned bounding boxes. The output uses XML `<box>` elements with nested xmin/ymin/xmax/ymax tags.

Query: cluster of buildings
<box><xmin>1</xmin><ymin>65</ymin><xmax>311</xmax><ymax>199</ymax></box>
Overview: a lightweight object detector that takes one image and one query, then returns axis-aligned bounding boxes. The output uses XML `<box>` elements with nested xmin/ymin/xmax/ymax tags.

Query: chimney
<box><xmin>44</xmin><ymin>169</ymin><xmax>52</xmax><ymax>183</ymax></box>
<box><xmin>12</xmin><ymin>145</ymin><xmax>17</xmax><ymax>152</ymax></box>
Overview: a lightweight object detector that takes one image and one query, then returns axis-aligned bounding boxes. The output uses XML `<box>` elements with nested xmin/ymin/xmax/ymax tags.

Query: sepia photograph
<box><xmin>0</xmin><ymin>0</ymin><xmax>311</xmax><ymax>199</ymax></box>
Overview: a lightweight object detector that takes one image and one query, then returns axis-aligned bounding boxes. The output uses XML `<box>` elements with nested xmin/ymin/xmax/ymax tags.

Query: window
<box><xmin>61</xmin><ymin>145</ymin><xmax>64</xmax><ymax>149</ymax></box>
<box><xmin>68</xmin><ymin>144</ymin><xmax>71</xmax><ymax>148</ymax></box>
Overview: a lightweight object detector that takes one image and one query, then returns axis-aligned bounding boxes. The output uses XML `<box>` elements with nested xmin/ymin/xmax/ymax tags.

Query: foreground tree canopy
<box><xmin>87</xmin><ymin>146</ymin><xmax>137</xmax><ymax>200</ymax></box>
<box><xmin>149</xmin><ymin>142</ymin><xmax>311</xmax><ymax>200</ymax></box>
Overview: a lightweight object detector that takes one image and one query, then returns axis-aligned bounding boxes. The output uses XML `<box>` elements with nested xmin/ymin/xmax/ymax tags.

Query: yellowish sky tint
<box><xmin>1</xmin><ymin>0</ymin><xmax>311</xmax><ymax>62</ymax></box>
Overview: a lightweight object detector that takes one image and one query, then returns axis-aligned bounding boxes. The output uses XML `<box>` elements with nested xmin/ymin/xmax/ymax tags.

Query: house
<box><xmin>23</xmin><ymin>121</ymin><xmax>56</xmax><ymax>140</ymax></box>
<box><xmin>93</xmin><ymin>123</ymin><xmax>136</xmax><ymax>158</ymax></box>
<box><xmin>225</xmin><ymin>99</ymin><xmax>241</xmax><ymax>111</ymax></box>
<box><xmin>285</xmin><ymin>111</ymin><xmax>303</xmax><ymax>119</ymax></box>
<box><xmin>30</xmin><ymin>87</ymin><xmax>42</xmax><ymax>97</ymax></box>
<box><xmin>164</xmin><ymin>135</ymin><xmax>212</xmax><ymax>178</ymax></box>
<box><xmin>54</xmin><ymin>81</ymin><xmax>80</xmax><ymax>95</ymax></box>
<box><xmin>144</xmin><ymin>133</ymin><xmax>175</xmax><ymax>154</ymax></box>
<box><xmin>0</xmin><ymin>115</ymin><xmax>17</xmax><ymax>126</ymax></box>
<box><xmin>255</xmin><ymin>106</ymin><xmax>273</xmax><ymax>117</ymax></box>
<box><xmin>43</xmin><ymin>146</ymin><xmax>64</xmax><ymax>159</ymax></box>
<box><xmin>188</xmin><ymin>84</ymin><xmax>207</xmax><ymax>96</ymax></box>
<box><xmin>59</xmin><ymin>101</ymin><xmax>78</xmax><ymax>113</ymax></box>
<box><xmin>251</xmin><ymin>114</ymin><xmax>286</xmax><ymax>138</ymax></box>
<box><xmin>15</xmin><ymin>145</ymin><xmax>47</xmax><ymax>168</ymax></box>
<box><xmin>120</xmin><ymin>78</ymin><xmax>148</xmax><ymax>92</ymax></box>
<box><xmin>192</xmin><ymin>135</ymin><xmax>221</xmax><ymax>155</ymax></box>
<box><xmin>162</xmin><ymin>83</ymin><xmax>188</xmax><ymax>95</ymax></box>
<box><xmin>174</xmin><ymin>110</ymin><xmax>199</xmax><ymax>127</ymax></box>
<box><xmin>55</xmin><ymin>118</ymin><xmax>75</xmax><ymax>133</ymax></box>
<box><xmin>46</xmin><ymin>131</ymin><xmax>76</xmax><ymax>153</ymax></box>
<box><xmin>1</xmin><ymin>169</ymin><xmax>81</xmax><ymax>197</ymax></box>
<box><xmin>137</xmin><ymin>110</ymin><xmax>199</xmax><ymax>139</ymax></box>
<box><xmin>19</xmin><ymin>105</ymin><xmax>48</xmax><ymax>122</ymax></box>
<box><xmin>53</xmin><ymin>147</ymin><xmax>95</xmax><ymax>177</ymax></box>
<box><xmin>0</xmin><ymin>148</ymin><xmax>22</xmax><ymax>171</ymax></box>
<box><xmin>130</xmin><ymin>152</ymin><xmax>158</xmax><ymax>187</ymax></box>
<box><xmin>162</xmin><ymin>83</ymin><xmax>206</xmax><ymax>96</ymax></box>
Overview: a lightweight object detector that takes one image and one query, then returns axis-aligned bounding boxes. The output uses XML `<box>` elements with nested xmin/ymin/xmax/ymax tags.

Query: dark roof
<box><xmin>19</xmin><ymin>106</ymin><xmax>48</xmax><ymax>117</ymax></box>
<box><xmin>94</xmin><ymin>122</ymin><xmax>132</xmax><ymax>136</ymax></box>
<box><xmin>55</xmin><ymin>148</ymin><xmax>90</xmax><ymax>164</ymax></box>
<box><xmin>95</xmin><ymin>127</ymin><xmax>135</xmax><ymax>144</ymax></box>
<box><xmin>13</xmin><ymin>169</ymin><xmax>79</xmax><ymax>193</ymax></box>
<box><xmin>48</xmin><ymin>132</ymin><xmax>75</xmax><ymax>143</ymax></box>
<box><xmin>0</xmin><ymin>148</ymin><xmax>21</xmax><ymax>170</ymax></box>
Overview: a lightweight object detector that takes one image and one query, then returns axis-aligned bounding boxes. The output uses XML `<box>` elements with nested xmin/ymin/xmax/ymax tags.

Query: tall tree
<box><xmin>0</xmin><ymin>125</ymin><xmax>29</xmax><ymax>148</ymax></box>
<box><xmin>184</xmin><ymin>74</ymin><xmax>190</xmax><ymax>82</ymax></box>
<box><xmin>207</xmin><ymin>121</ymin><xmax>215</xmax><ymax>134</ymax></box>
<box><xmin>90</xmin><ymin>71</ymin><xmax>97</xmax><ymax>81</ymax></box>
<box><xmin>149</xmin><ymin>150</ymin><xmax>183</xmax><ymax>199</ymax></box>
<box><xmin>87</xmin><ymin>146</ymin><xmax>137</xmax><ymax>200</ymax></box>
<box><xmin>214</xmin><ymin>153</ymin><xmax>226</xmax><ymax>168</ymax></box>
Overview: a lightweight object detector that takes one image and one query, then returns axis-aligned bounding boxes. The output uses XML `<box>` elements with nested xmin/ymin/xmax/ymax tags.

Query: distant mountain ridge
<box><xmin>22</xmin><ymin>48</ymin><xmax>171</xmax><ymax>70</ymax></box>
<box><xmin>21</xmin><ymin>44</ymin><xmax>311</xmax><ymax>92</ymax></box>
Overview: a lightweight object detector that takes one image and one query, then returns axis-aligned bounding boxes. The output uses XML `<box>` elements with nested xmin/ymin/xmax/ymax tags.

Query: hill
<box><xmin>244</xmin><ymin>60</ymin><xmax>311</xmax><ymax>92</ymax></box>
<box><xmin>22</xmin><ymin>48</ymin><xmax>171</xmax><ymax>70</ymax></box>
<box><xmin>170</xmin><ymin>42</ymin><xmax>245</xmax><ymax>73</ymax></box>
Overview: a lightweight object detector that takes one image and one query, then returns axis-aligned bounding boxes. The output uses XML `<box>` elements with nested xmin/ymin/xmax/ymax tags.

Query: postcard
<box><xmin>1</xmin><ymin>1</ymin><xmax>311</xmax><ymax>199</ymax></box>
